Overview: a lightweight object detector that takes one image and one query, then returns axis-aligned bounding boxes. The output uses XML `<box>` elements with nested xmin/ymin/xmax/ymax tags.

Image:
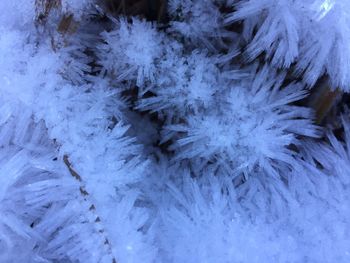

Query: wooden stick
<box><xmin>63</xmin><ymin>155</ymin><xmax>117</xmax><ymax>263</ymax></box>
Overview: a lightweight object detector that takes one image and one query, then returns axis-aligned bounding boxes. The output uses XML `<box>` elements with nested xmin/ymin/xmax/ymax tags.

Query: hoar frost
<box><xmin>1</xmin><ymin>1</ymin><xmax>350</xmax><ymax>262</ymax></box>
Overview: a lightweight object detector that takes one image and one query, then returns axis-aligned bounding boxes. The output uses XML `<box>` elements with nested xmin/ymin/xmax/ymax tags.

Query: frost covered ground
<box><xmin>1</xmin><ymin>0</ymin><xmax>350</xmax><ymax>262</ymax></box>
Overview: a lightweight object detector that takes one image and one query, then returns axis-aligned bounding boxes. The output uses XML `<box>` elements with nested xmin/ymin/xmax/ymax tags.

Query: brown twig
<box><xmin>57</xmin><ymin>14</ymin><xmax>78</xmax><ymax>35</ymax></box>
<box><xmin>63</xmin><ymin>155</ymin><xmax>117</xmax><ymax>263</ymax></box>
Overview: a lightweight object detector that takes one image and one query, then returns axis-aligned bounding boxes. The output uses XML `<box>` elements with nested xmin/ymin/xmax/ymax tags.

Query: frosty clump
<box><xmin>1</xmin><ymin>0</ymin><xmax>350</xmax><ymax>262</ymax></box>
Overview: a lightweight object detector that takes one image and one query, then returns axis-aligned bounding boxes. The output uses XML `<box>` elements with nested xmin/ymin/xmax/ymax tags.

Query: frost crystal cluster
<box><xmin>1</xmin><ymin>0</ymin><xmax>350</xmax><ymax>262</ymax></box>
